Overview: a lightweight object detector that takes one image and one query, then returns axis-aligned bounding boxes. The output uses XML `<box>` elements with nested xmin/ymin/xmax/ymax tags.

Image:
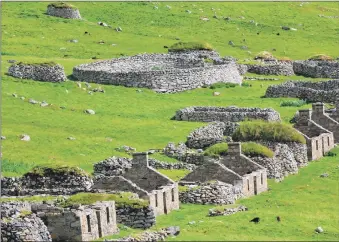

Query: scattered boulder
<box><xmin>29</xmin><ymin>99</ymin><xmax>38</xmax><ymax>104</ymax></box>
<box><xmin>67</xmin><ymin>137</ymin><xmax>76</xmax><ymax>140</ymax></box>
<box><xmin>12</xmin><ymin>93</ymin><xmax>18</xmax><ymax>98</ymax></box>
<box><xmin>84</xmin><ymin>109</ymin><xmax>95</xmax><ymax>115</ymax></box>
<box><xmin>315</xmin><ymin>226</ymin><xmax>324</xmax><ymax>233</ymax></box>
<box><xmin>98</xmin><ymin>22</ymin><xmax>108</xmax><ymax>27</ymax></box>
<box><xmin>320</xmin><ymin>173</ymin><xmax>329</xmax><ymax>178</ymax></box>
<box><xmin>1</xmin><ymin>136</ymin><xmax>6</xmax><ymax>140</ymax></box>
<box><xmin>165</xmin><ymin>226</ymin><xmax>180</xmax><ymax>236</ymax></box>
<box><xmin>228</xmin><ymin>41</ymin><xmax>234</xmax><ymax>46</ymax></box>
<box><xmin>213</xmin><ymin>92</ymin><xmax>220</xmax><ymax>96</ymax></box>
<box><xmin>115</xmin><ymin>26</ymin><xmax>122</xmax><ymax>32</ymax></box>
<box><xmin>7</xmin><ymin>60</ymin><xmax>17</xmax><ymax>63</ymax></box>
<box><xmin>40</xmin><ymin>101</ymin><xmax>48</xmax><ymax>107</ymax></box>
<box><xmin>20</xmin><ymin>134</ymin><xmax>31</xmax><ymax>141</ymax></box>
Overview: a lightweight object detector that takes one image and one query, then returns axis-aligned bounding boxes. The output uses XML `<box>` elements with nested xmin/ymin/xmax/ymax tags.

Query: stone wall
<box><xmin>258</xmin><ymin>140</ymin><xmax>308</xmax><ymax>167</ymax></box>
<box><xmin>179</xmin><ymin>181</ymin><xmax>242</xmax><ymax>205</ymax></box>
<box><xmin>208</xmin><ymin>205</ymin><xmax>248</xmax><ymax>217</ymax></box>
<box><xmin>8</xmin><ymin>63</ymin><xmax>67</xmax><ymax>82</ymax></box>
<box><xmin>246</xmin><ymin>62</ymin><xmax>294</xmax><ymax>76</ymax></box>
<box><xmin>1</xmin><ymin>170</ymin><xmax>93</xmax><ymax>196</ymax></box>
<box><xmin>116</xmin><ymin>205</ymin><xmax>156</xmax><ymax>229</ymax></box>
<box><xmin>186</xmin><ymin>122</ymin><xmax>228</xmax><ymax>149</ymax></box>
<box><xmin>94</xmin><ymin>156</ymin><xmax>132</xmax><ymax>176</ymax></box>
<box><xmin>293</xmin><ymin>60</ymin><xmax>339</xmax><ymax>78</ymax></box>
<box><xmin>265</xmin><ymin>79</ymin><xmax>339</xmax><ymax>103</ymax></box>
<box><xmin>47</xmin><ymin>5</ymin><xmax>82</xmax><ymax>19</ymax></box>
<box><xmin>1</xmin><ymin>213</ymin><xmax>52</xmax><ymax>242</ymax></box>
<box><xmin>72</xmin><ymin>53</ymin><xmax>242</xmax><ymax>93</ymax></box>
<box><xmin>175</xmin><ymin>106</ymin><xmax>281</xmax><ymax>122</ymax></box>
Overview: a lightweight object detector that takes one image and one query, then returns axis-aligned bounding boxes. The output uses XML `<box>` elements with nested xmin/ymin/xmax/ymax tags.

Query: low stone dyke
<box><xmin>208</xmin><ymin>205</ymin><xmax>248</xmax><ymax>217</ymax></box>
<box><xmin>246</xmin><ymin>61</ymin><xmax>294</xmax><ymax>76</ymax></box>
<box><xmin>7</xmin><ymin>63</ymin><xmax>67</xmax><ymax>82</ymax></box>
<box><xmin>1</xmin><ymin>212</ymin><xmax>52</xmax><ymax>242</ymax></box>
<box><xmin>179</xmin><ymin>181</ymin><xmax>243</xmax><ymax>205</ymax></box>
<box><xmin>47</xmin><ymin>5</ymin><xmax>82</xmax><ymax>19</ymax></box>
<box><xmin>175</xmin><ymin>106</ymin><xmax>281</xmax><ymax>122</ymax></box>
<box><xmin>186</xmin><ymin>122</ymin><xmax>239</xmax><ymax>149</ymax></box>
<box><xmin>116</xmin><ymin>205</ymin><xmax>156</xmax><ymax>229</ymax></box>
<box><xmin>265</xmin><ymin>79</ymin><xmax>339</xmax><ymax>103</ymax></box>
<box><xmin>1</xmin><ymin>170</ymin><xmax>93</xmax><ymax>196</ymax></box>
<box><xmin>72</xmin><ymin>52</ymin><xmax>242</xmax><ymax>93</ymax></box>
<box><xmin>293</xmin><ymin>60</ymin><xmax>339</xmax><ymax>78</ymax></box>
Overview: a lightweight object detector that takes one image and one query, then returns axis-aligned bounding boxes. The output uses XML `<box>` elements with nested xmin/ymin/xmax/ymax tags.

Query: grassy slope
<box><xmin>1</xmin><ymin>2</ymin><xmax>339</xmax><ymax>240</ymax></box>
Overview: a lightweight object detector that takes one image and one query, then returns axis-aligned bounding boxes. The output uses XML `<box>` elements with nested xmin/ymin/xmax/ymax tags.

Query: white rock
<box><xmin>20</xmin><ymin>134</ymin><xmax>30</xmax><ymax>141</ymax></box>
<box><xmin>85</xmin><ymin>109</ymin><xmax>95</xmax><ymax>115</ymax></box>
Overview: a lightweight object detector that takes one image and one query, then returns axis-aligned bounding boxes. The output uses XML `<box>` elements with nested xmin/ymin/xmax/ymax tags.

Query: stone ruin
<box><xmin>175</xmin><ymin>106</ymin><xmax>281</xmax><ymax>123</ymax></box>
<box><xmin>265</xmin><ymin>79</ymin><xmax>339</xmax><ymax>103</ymax></box>
<box><xmin>293</xmin><ymin>60</ymin><xmax>339</xmax><ymax>78</ymax></box>
<box><xmin>47</xmin><ymin>3</ymin><xmax>82</xmax><ymax>19</ymax></box>
<box><xmin>1</xmin><ymin>200</ymin><xmax>119</xmax><ymax>242</ymax></box>
<box><xmin>7</xmin><ymin>62</ymin><xmax>67</xmax><ymax>82</ymax></box>
<box><xmin>93</xmin><ymin>152</ymin><xmax>180</xmax><ymax>217</ymax></box>
<box><xmin>294</xmin><ymin>109</ymin><xmax>335</xmax><ymax>160</ymax></box>
<box><xmin>72</xmin><ymin>50</ymin><xmax>242</xmax><ymax>93</ymax></box>
<box><xmin>180</xmin><ymin>142</ymin><xmax>268</xmax><ymax>205</ymax></box>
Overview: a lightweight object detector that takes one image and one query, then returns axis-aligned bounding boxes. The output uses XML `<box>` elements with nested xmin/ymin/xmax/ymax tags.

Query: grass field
<box><xmin>1</xmin><ymin>1</ymin><xmax>339</xmax><ymax>241</ymax></box>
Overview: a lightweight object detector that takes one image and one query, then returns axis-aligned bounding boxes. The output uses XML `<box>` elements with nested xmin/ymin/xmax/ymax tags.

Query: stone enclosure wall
<box><xmin>175</xmin><ymin>106</ymin><xmax>281</xmax><ymax>122</ymax></box>
<box><xmin>1</xmin><ymin>171</ymin><xmax>93</xmax><ymax>196</ymax></box>
<box><xmin>246</xmin><ymin>61</ymin><xmax>294</xmax><ymax>76</ymax></box>
<box><xmin>72</xmin><ymin>52</ymin><xmax>242</xmax><ymax>93</ymax></box>
<box><xmin>179</xmin><ymin>181</ymin><xmax>242</xmax><ymax>205</ymax></box>
<box><xmin>293</xmin><ymin>60</ymin><xmax>339</xmax><ymax>78</ymax></box>
<box><xmin>116</xmin><ymin>205</ymin><xmax>156</xmax><ymax>229</ymax></box>
<box><xmin>265</xmin><ymin>79</ymin><xmax>339</xmax><ymax>103</ymax></box>
<box><xmin>47</xmin><ymin>5</ymin><xmax>82</xmax><ymax>19</ymax></box>
<box><xmin>8</xmin><ymin>63</ymin><xmax>67</xmax><ymax>82</ymax></box>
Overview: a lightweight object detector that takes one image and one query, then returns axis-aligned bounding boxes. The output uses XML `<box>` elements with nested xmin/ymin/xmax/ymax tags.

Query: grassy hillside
<box><xmin>1</xmin><ymin>2</ymin><xmax>339</xmax><ymax>240</ymax></box>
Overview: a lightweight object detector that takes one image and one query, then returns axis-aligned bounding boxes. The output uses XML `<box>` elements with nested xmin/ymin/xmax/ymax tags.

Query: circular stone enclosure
<box><xmin>47</xmin><ymin>3</ymin><xmax>81</xmax><ymax>19</ymax></box>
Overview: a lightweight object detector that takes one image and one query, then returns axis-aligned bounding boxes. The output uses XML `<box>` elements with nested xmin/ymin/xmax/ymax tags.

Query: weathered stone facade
<box><xmin>8</xmin><ymin>63</ymin><xmax>67</xmax><ymax>82</ymax></box>
<box><xmin>47</xmin><ymin>5</ymin><xmax>82</xmax><ymax>19</ymax></box>
<box><xmin>72</xmin><ymin>52</ymin><xmax>242</xmax><ymax>93</ymax></box>
<box><xmin>93</xmin><ymin>152</ymin><xmax>180</xmax><ymax>217</ymax></box>
<box><xmin>293</xmin><ymin>60</ymin><xmax>339</xmax><ymax>78</ymax></box>
<box><xmin>294</xmin><ymin>109</ymin><xmax>335</xmax><ymax>160</ymax></box>
<box><xmin>265</xmin><ymin>79</ymin><xmax>339</xmax><ymax>103</ymax></box>
<box><xmin>175</xmin><ymin>106</ymin><xmax>281</xmax><ymax>122</ymax></box>
<box><xmin>39</xmin><ymin>202</ymin><xmax>118</xmax><ymax>241</ymax></box>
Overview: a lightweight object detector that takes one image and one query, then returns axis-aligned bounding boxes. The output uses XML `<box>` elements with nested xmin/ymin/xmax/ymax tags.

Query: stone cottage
<box><xmin>93</xmin><ymin>152</ymin><xmax>180</xmax><ymax>216</ymax></box>
<box><xmin>294</xmin><ymin>109</ymin><xmax>335</xmax><ymax>160</ymax></box>
<box><xmin>181</xmin><ymin>142</ymin><xmax>268</xmax><ymax>198</ymax></box>
<box><xmin>310</xmin><ymin>102</ymin><xmax>339</xmax><ymax>143</ymax></box>
<box><xmin>32</xmin><ymin>201</ymin><xmax>118</xmax><ymax>242</ymax></box>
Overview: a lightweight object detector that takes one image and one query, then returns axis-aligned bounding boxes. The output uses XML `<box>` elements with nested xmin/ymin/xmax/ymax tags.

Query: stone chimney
<box><xmin>312</xmin><ymin>102</ymin><xmax>325</xmax><ymax>114</ymax></box>
<box><xmin>297</xmin><ymin>109</ymin><xmax>312</xmax><ymax>126</ymax></box>
<box><xmin>228</xmin><ymin>142</ymin><xmax>241</xmax><ymax>157</ymax></box>
<box><xmin>132</xmin><ymin>152</ymin><xmax>149</xmax><ymax>167</ymax></box>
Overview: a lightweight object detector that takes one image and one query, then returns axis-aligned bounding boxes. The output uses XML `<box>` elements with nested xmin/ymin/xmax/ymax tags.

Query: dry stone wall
<box><xmin>1</xmin><ymin>213</ymin><xmax>52</xmax><ymax>242</ymax></box>
<box><xmin>265</xmin><ymin>79</ymin><xmax>339</xmax><ymax>103</ymax></box>
<box><xmin>116</xmin><ymin>205</ymin><xmax>156</xmax><ymax>229</ymax></box>
<box><xmin>175</xmin><ymin>106</ymin><xmax>281</xmax><ymax>122</ymax></box>
<box><xmin>246</xmin><ymin>61</ymin><xmax>294</xmax><ymax>76</ymax></box>
<box><xmin>47</xmin><ymin>5</ymin><xmax>82</xmax><ymax>19</ymax></box>
<box><xmin>293</xmin><ymin>60</ymin><xmax>339</xmax><ymax>78</ymax></box>
<box><xmin>1</xmin><ymin>171</ymin><xmax>93</xmax><ymax>196</ymax></box>
<box><xmin>179</xmin><ymin>181</ymin><xmax>243</xmax><ymax>205</ymax></box>
<box><xmin>8</xmin><ymin>63</ymin><xmax>67</xmax><ymax>82</ymax></box>
<box><xmin>72</xmin><ymin>53</ymin><xmax>242</xmax><ymax>93</ymax></box>
<box><xmin>208</xmin><ymin>205</ymin><xmax>248</xmax><ymax>217</ymax></box>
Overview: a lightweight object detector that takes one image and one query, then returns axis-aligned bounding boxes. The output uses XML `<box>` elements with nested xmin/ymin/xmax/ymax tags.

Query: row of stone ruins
<box><xmin>7</xmin><ymin>49</ymin><xmax>339</xmax><ymax>93</ymax></box>
<box><xmin>2</xmin><ymin>99</ymin><xmax>338</xmax><ymax>241</ymax></box>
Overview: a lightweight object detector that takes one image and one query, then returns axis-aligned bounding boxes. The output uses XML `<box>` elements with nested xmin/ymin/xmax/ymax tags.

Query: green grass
<box><xmin>1</xmin><ymin>2</ymin><xmax>339</xmax><ymax>240</ymax></box>
<box><xmin>168</xmin><ymin>41</ymin><xmax>213</xmax><ymax>52</ymax></box>
<box><xmin>156</xmin><ymin>169</ymin><xmax>191</xmax><ymax>182</ymax></box>
<box><xmin>15</xmin><ymin>61</ymin><xmax>58</xmax><ymax>67</ymax></box>
<box><xmin>204</xmin><ymin>142</ymin><xmax>274</xmax><ymax>158</ymax></box>
<box><xmin>232</xmin><ymin>121</ymin><xmax>307</xmax><ymax>144</ymax></box>
<box><xmin>60</xmin><ymin>192</ymin><xmax>149</xmax><ymax>209</ymax></box>
<box><xmin>24</xmin><ymin>164</ymin><xmax>90</xmax><ymax>177</ymax></box>
<box><xmin>255</xmin><ymin>51</ymin><xmax>274</xmax><ymax>60</ymax></box>
<box><xmin>209</xmin><ymin>82</ymin><xmax>239</xmax><ymax>89</ymax></box>
<box><xmin>280</xmin><ymin>99</ymin><xmax>307</xmax><ymax>107</ymax></box>
<box><xmin>48</xmin><ymin>2</ymin><xmax>77</xmax><ymax>10</ymax></box>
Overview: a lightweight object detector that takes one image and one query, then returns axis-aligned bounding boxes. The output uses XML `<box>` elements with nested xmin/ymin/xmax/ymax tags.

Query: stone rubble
<box><xmin>208</xmin><ymin>205</ymin><xmax>248</xmax><ymax>216</ymax></box>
